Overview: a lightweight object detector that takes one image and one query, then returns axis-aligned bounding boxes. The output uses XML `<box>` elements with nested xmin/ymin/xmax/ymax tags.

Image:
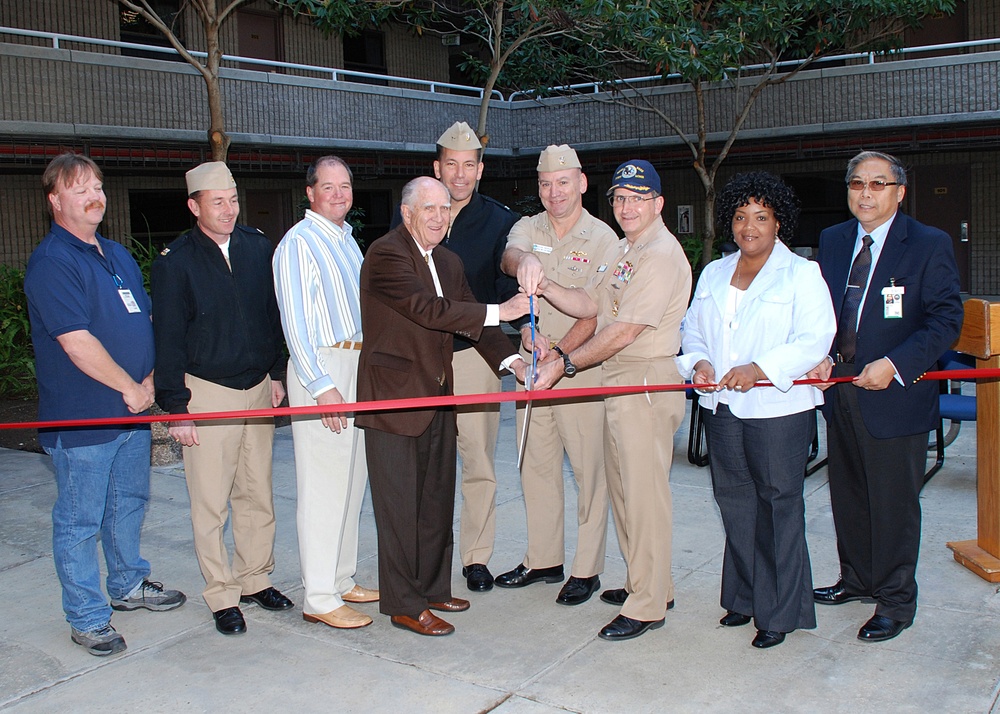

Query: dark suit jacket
<box><xmin>817</xmin><ymin>212</ymin><xmax>963</xmax><ymax>438</ymax></box>
<box><xmin>356</xmin><ymin>224</ymin><xmax>515</xmax><ymax>437</ymax></box>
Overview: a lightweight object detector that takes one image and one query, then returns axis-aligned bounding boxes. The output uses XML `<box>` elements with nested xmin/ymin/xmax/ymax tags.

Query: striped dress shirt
<box><xmin>273</xmin><ymin>209</ymin><xmax>364</xmax><ymax>398</ymax></box>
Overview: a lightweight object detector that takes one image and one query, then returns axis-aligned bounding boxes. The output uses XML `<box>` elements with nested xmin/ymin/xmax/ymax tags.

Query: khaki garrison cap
<box><xmin>536</xmin><ymin>145</ymin><xmax>582</xmax><ymax>172</ymax></box>
<box><xmin>185</xmin><ymin>161</ymin><xmax>236</xmax><ymax>195</ymax></box>
<box><xmin>437</xmin><ymin>121</ymin><xmax>483</xmax><ymax>151</ymax></box>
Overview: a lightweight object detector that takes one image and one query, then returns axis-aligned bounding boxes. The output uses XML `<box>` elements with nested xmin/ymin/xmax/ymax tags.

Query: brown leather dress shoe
<box><xmin>428</xmin><ymin>598</ymin><xmax>470</xmax><ymax>612</ymax></box>
<box><xmin>342</xmin><ymin>584</ymin><xmax>380</xmax><ymax>603</ymax></box>
<box><xmin>390</xmin><ymin>609</ymin><xmax>455</xmax><ymax>636</ymax></box>
<box><xmin>303</xmin><ymin>604</ymin><xmax>373</xmax><ymax>629</ymax></box>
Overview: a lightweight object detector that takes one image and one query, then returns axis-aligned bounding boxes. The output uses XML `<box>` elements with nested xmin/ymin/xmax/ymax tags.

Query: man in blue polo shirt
<box><xmin>25</xmin><ymin>153</ymin><xmax>186</xmax><ymax>657</ymax></box>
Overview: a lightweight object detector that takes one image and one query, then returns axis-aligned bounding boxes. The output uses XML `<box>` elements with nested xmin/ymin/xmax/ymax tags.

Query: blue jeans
<box><xmin>46</xmin><ymin>429</ymin><xmax>152</xmax><ymax>631</ymax></box>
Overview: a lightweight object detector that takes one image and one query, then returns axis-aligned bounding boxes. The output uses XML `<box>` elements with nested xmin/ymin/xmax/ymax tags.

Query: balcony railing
<box><xmin>508</xmin><ymin>37</ymin><xmax>1000</xmax><ymax>101</ymax></box>
<box><xmin>0</xmin><ymin>25</ymin><xmax>503</xmax><ymax>100</ymax></box>
<box><xmin>2</xmin><ymin>24</ymin><xmax>997</xmax><ymax>105</ymax></box>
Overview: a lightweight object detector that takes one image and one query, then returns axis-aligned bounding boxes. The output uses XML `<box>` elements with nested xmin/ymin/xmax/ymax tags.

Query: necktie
<box><xmin>836</xmin><ymin>234</ymin><xmax>874</xmax><ymax>363</ymax></box>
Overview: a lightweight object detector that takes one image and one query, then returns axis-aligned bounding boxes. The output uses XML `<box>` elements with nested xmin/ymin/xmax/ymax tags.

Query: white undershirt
<box><xmin>719</xmin><ymin>284</ymin><xmax>745</xmax><ymax>405</ymax></box>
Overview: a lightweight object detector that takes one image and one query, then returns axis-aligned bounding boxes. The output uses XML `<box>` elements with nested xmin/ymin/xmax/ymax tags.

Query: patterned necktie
<box><xmin>836</xmin><ymin>234</ymin><xmax>874</xmax><ymax>363</ymax></box>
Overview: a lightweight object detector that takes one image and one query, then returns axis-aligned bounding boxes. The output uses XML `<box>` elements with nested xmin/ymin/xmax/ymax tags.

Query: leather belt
<box><xmin>332</xmin><ymin>341</ymin><xmax>363</xmax><ymax>350</ymax></box>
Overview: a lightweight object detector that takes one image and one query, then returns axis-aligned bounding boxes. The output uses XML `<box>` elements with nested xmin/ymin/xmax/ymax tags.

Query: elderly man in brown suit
<box><xmin>356</xmin><ymin>177</ymin><xmax>530</xmax><ymax>636</ymax></box>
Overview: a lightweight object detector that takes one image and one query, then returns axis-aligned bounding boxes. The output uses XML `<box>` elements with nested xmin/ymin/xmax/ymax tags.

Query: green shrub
<box><xmin>0</xmin><ymin>264</ymin><xmax>36</xmax><ymax>399</ymax></box>
<box><xmin>127</xmin><ymin>236</ymin><xmax>158</xmax><ymax>295</ymax></box>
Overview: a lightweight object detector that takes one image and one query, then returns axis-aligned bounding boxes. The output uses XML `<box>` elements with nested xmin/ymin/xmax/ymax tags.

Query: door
<box><xmin>912</xmin><ymin>164</ymin><xmax>970</xmax><ymax>292</ymax></box>
<box><xmin>244</xmin><ymin>189</ymin><xmax>292</xmax><ymax>247</ymax></box>
<box><xmin>237</xmin><ymin>10</ymin><xmax>281</xmax><ymax>71</ymax></box>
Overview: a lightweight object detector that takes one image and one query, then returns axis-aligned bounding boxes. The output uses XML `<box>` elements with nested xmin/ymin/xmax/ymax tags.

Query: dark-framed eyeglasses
<box><xmin>847</xmin><ymin>179</ymin><xmax>900</xmax><ymax>192</ymax></box>
<box><xmin>608</xmin><ymin>194</ymin><xmax>657</xmax><ymax>206</ymax></box>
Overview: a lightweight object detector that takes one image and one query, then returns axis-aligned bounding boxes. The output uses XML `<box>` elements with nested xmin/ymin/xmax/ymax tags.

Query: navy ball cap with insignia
<box><xmin>607</xmin><ymin>160</ymin><xmax>661</xmax><ymax>195</ymax></box>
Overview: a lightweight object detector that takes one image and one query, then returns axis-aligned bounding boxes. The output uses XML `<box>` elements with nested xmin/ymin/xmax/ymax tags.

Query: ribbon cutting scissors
<box><xmin>517</xmin><ymin>295</ymin><xmax>536</xmax><ymax>469</ymax></box>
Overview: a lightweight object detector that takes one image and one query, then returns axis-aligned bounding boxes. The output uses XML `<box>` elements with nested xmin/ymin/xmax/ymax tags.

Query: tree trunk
<box><xmin>701</xmin><ymin>187</ymin><xmax>716</xmax><ymax>268</ymax></box>
<box><xmin>204</xmin><ymin>20</ymin><xmax>231</xmax><ymax>161</ymax></box>
<box><xmin>204</xmin><ymin>74</ymin><xmax>231</xmax><ymax>161</ymax></box>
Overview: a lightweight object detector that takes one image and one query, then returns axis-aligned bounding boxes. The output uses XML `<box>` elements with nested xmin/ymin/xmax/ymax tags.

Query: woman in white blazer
<box><xmin>677</xmin><ymin>172</ymin><xmax>836</xmax><ymax>649</ymax></box>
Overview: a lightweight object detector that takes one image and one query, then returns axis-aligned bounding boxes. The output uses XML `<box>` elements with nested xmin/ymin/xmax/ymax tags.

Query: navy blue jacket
<box><xmin>151</xmin><ymin>224</ymin><xmax>284</xmax><ymax>414</ymax></box>
<box><xmin>817</xmin><ymin>213</ymin><xmax>963</xmax><ymax>438</ymax></box>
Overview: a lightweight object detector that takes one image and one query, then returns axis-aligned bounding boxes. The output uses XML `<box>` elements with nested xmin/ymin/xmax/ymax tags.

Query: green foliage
<box><xmin>678</xmin><ymin>234</ymin><xmax>725</xmax><ymax>284</ymax></box>
<box><xmin>584</xmin><ymin>0</ymin><xmax>957</xmax><ymax>83</ymax></box>
<box><xmin>575</xmin><ymin>0</ymin><xmax>955</xmax><ymax>267</ymax></box>
<box><xmin>0</xmin><ymin>264</ymin><xmax>37</xmax><ymax>399</ymax></box>
<box><xmin>278</xmin><ymin>0</ymin><xmax>398</xmax><ymax>37</ymax></box>
<box><xmin>127</xmin><ymin>236</ymin><xmax>159</xmax><ymax>296</ymax></box>
<box><xmin>511</xmin><ymin>193</ymin><xmax>542</xmax><ymax>217</ymax></box>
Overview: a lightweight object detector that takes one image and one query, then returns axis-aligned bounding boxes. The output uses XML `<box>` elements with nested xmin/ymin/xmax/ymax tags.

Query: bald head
<box><xmin>401</xmin><ymin>177</ymin><xmax>451</xmax><ymax>252</ymax></box>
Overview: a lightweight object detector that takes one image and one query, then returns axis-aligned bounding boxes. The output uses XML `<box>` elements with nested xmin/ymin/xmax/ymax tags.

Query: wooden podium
<box><xmin>946</xmin><ymin>299</ymin><xmax>1000</xmax><ymax>581</ymax></box>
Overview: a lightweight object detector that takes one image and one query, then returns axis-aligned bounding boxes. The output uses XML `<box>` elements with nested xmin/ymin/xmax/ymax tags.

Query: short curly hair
<box><xmin>715</xmin><ymin>171</ymin><xmax>800</xmax><ymax>244</ymax></box>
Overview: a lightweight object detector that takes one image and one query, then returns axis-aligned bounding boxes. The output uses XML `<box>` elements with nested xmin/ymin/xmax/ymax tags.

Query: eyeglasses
<box><xmin>847</xmin><ymin>179</ymin><xmax>900</xmax><ymax>192</ymax></box>
<box><xmin>608</xmin><ymin>194</ymin><xmax>657</xmax><ymax>206</ymax></box>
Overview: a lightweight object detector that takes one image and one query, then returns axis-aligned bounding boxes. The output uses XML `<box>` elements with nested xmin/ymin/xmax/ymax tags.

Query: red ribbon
<box><xmin>3</xmin><ymin>368</ymin><xmax>997</xmax><ymax>431</ymax></box>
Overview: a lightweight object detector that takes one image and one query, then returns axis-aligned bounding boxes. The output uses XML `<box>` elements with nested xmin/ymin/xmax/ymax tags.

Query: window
<box><xmin>343</xmin><ymin>31</ymin><xmax>388</xmax><ymax>86</ymax></box>
<box><xmin>119</xmin><ymin>1</ymin><xmax>184</xmax><ymax>62</ymax></box>
<box><xmin>128</xmin><ymin>189</ymin><xmax>192</xmax><ymax>251</ymax></box>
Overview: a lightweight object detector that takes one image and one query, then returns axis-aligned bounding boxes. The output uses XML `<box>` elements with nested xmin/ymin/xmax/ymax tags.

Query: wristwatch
<box><xmin>552</xmin><ymin>345</ymin><xmax>577</xmax><ymax>376</ymax></box>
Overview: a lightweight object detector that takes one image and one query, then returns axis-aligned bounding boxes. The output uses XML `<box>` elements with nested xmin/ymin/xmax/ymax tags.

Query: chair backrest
<box><xmin>938</xmin><ymin>350</ymin><xmax>977</xmax><ymax>422</ymax></box>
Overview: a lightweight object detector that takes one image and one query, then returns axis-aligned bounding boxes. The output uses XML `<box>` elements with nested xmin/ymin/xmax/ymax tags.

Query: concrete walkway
<box><xmin>2</xmin><ymin>380</ymin><xmax>999</xmax><ymax>713</ymax></box>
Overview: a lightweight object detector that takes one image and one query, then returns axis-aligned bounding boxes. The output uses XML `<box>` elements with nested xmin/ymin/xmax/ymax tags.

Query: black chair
<box><xmin>686</xmin><ymin>387</ymin><xmax>709</xmax><ymax>467</ymax></box>
<box><xmin>804</xmin><ymin>408</ymin><xmax>826</xmax><ymax>477</ymax></box>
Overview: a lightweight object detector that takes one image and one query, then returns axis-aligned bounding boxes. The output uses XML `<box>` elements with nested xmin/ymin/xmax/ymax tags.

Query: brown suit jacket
<box><xmin>356</xmin><ymin>224</ymin><xmax>515</xmax><ymax>437</ymax></box>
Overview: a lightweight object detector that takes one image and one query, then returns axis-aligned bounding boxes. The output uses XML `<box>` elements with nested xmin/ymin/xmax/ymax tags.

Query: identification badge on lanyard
<box><xmin>881</xmin><ymin>280</ymin><xmax>904</xmax><ymax>319</ymax></box>
<box><xmin>119</xmin><ymin>289</ymin><xmax>142</xmax><ymax>314</ymax></box>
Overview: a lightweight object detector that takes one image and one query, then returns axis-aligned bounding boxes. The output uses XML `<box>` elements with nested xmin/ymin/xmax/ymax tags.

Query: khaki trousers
<box><xmin>287</xmin><ymin>348</ymin><xmax>368</xmax><ymax>616</ymax></box>
<box><xmin>515</xmin><ymin>364</ymin><xmax>608</xmax><ymax>576</ymax></box>
<box><xmin>455</xmin><ymin>347</ymin><xmax>503</xmax><ymax>567</ymax></box>
<box><xmin>183</xmin><ymin>374</ymin><xmax>275</xmax><ymax>612</ymax></box>
<box><xmin>602</xmin><ymin>358</ymin><xmax>684</xmax><ymax>622</ymax></box>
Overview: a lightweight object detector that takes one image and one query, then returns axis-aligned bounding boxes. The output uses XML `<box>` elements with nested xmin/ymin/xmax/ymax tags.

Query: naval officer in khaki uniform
<box><xmin>527</xmin><ymin>160</ymin><xmax>691</xmax><ymax>640</ymax></box>
<box><xmin>495</xmin><ymin>145</ymin><xmax>617</xmax><ymax>605</ymax></box>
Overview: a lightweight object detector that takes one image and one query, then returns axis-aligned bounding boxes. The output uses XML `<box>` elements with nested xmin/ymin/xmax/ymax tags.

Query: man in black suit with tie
<box><xmin>809</xmin><ymin>151</ymin><xmax>963</xmax><ymax>642</ymax></box>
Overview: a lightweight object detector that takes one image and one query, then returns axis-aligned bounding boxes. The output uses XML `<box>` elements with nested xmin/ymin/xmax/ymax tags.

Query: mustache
<box><xmin>85</xmin><ymin>200</ymin><xmax>105</xmax><ymax>211</ymax></box>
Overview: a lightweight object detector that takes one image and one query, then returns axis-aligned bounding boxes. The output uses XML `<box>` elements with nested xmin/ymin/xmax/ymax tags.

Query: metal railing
<box><xmin>507</xmin><ymin>37</ymin><xmax>1000</xmax><ymax>101</ymax></box>
<box><xmin>0</xmin><ymin>25</ymin><xmax>503</xmax><ymax>100</ymax></box>
<box><xmin>2</xmin><ymin>25</ymin><xmax>996</xmax><ymax>104</ymax></box>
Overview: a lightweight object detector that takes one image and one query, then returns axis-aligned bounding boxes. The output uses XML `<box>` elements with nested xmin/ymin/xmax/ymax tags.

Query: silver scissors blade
<box><xmin>517</xmin><ymin>296</ymin><xmax>536</xmax><ymax>469</ymax></box>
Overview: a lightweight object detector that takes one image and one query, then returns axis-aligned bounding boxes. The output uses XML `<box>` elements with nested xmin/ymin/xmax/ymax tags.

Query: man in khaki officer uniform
<box><xmin>527</xmin><ymin>160</ymin><xmax>691</xmax><ymax>640</ymax></box>
<box><xmin>495</xmin><ymin>144</ymin><xmax>617</xmax><ymax>605</ymax></box>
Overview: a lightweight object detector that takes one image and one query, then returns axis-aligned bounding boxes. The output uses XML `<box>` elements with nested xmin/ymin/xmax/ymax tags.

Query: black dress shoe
<box><xmin>599</xmin><ymin>587</ymin><xmax>675</xmax><ymax>611</ymax></box>
<box><xmin>813</xmin><ymin>580</ymin><xmax>867</xmax><ymax>605</ymax></box>
<box><xmin>857</xmin><ymin>614</ymin><xmax>911</xmax><ymax>642</ymax></box>
<box><xmin>240</xmin><ymin>587</ymin><xmax>294</xmax><ymax>611</ymax></box>
<box><xmin>494</xmin><ymin>563</ymin><xmax>564</xmax><ymax>589</ymax></box>
<box><xmin>598</xmin><ymin>614</ymin><xmax>665</xmax><ymax>641</ymax></box>
<box><xmin>720</xmin><ymin>611</ymin><xmax>752</xmax><ymax>627</ymax></box>
<box><xmin>213</xmin><ymin>606</ymin><xmax>247</xmax><ymax>635</ymax></box>
<box><xmin>751</xmin><ymin>630</ymin><xmax>786</xmax><ymax>648</ymax></box>
<box><xmin>556</xmin><ymin>575</ymin><xmax>600</xmax><ymax>606</ymax></box>
<box><xmin>462</xmin><ymin>564</ymin><xmax>494</xmax><ymax>592</ymax></box>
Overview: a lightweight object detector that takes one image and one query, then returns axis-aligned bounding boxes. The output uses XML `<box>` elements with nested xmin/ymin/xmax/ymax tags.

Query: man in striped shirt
<box><xmin>273</xmin><ymin>156</ymin><xmax>378</xmax><ymax>630</ymax></box>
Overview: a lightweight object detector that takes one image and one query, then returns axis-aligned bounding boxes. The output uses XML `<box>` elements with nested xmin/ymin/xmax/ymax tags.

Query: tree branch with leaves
<box><xmin>579</xmin><ymin>0</ymin><xmax>956</xmax><ymax>265</ymax></box>
<box><xmin>115</xmin><ymin>0</ymin><xmax>255</xmax><ymax>160</ymax></box>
